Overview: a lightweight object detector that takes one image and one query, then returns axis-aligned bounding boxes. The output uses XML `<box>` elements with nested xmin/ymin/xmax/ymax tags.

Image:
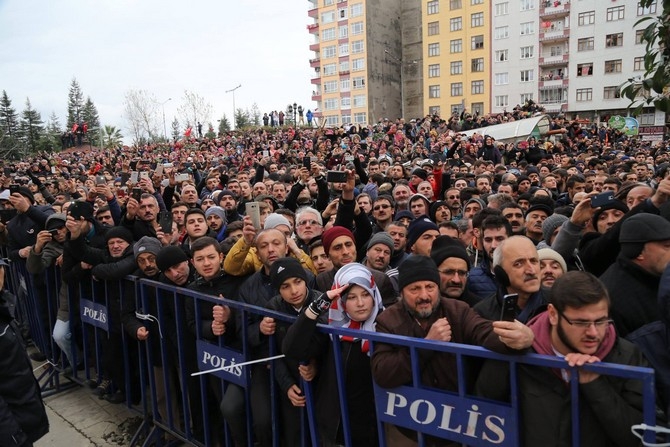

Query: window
<box><xmin>451</xmin><ymin>103</ymin><xmax>464</xmax><ymax>115</ymax></box>
<box><xmin>471</xmin><ymin>35</ymin><xmax>484</xmax><ymax>50</ymax></box>
<box><xmin>352</xmin><ymin>76</ymin><xmax>365</xmax><ymax>89</ymax></box>
<box><xmin>427</xmin><ymin>21</ymin><xmax>440</xmax><ymax>36</ymax></box>
<box><xmin>603</xmin><ymin>86</ymin><xmax>621</xmax><ymax>99</ymax></box>
<box><xmin>429</xmin><ymin>42</ymin><xmax>441</xmax><ymax>56</ymax></box>
<box><xmin>341</xmin><ymin>114</ymin><xmax>351</xmax><ymax>124</ymax></box>
<box><xmin>495</xmin><ymin>72</ymin><xmax>509</xmax><ymax>85</ymax></box>
<box><xmin>636</xmin><ymin>30</ymin><xmax>645</xmax><ymax>44</ymax></box>
<box><xmin>429</xmin><ymin>63</ymin><xmax>441</xmax><ymax>77</ymax></box>
<box><xmin>471</xmin><ymin>12</ymin><xmax>484</xmax><ymax>27</ymax></box>
<box><xmin>340</xmin><ymin>79</ymin><xmax>350</xmax><ymax>91</ymax></box>
<box><xmin>427</xmin><ymin>0</ymin><xmax>439</xmax><ymax>14</ymax></box>
<box><xmin>450</xmin><ymin>17</ymin><xmax>463</xmax><ymax>31</ymax></box>
<box><xmin>451</xmin><ymin>82</ymin><xmax>463</xmax><ymax>96</ymax></box>
<box><xmin>577</xmin><ymin>63</ymin><xmax>593</xmax><ymax>77</ymax></box>
<box><xmin>606</xmin><ymin>5</ymin><xmax>625</xmax><ymax>21</ymax></box>
<box><xmin>495</xmin><ymin>49</ymin><xmax>508</xmax><ymax>62</ymax></box>
<box><xmin>604</xmin><ymin>59</ymin><xmax>622</xmax><ymax>74</ymax></box>
<box><xmin>350</xmin><ymin>3</ymin><xmax>363</xmax><ymax>17</ymax></box>
<box><xmin>495</xmin><ymin>95</ymin><xmax>509</xmax><ymax>107</ymax></box>
<box><xmin>324</xmin><ymin>0</ymin><xmax>334</xmax><ymax>5</ymax></box>
<box><xmin>520</xmin><ymin>22</ymin><xmax>534</xmax><ymax>35</ymax></box>
<box><xmin>578</xmin><ymin>37</ymin><xmax>594</xmax><ymax>51</ymax></box>
<box><xmin>353</xmin><ymin>112</ymin><xmax>366</xmax><ymax>124</ymax></box>
<box><xmin>520</xmin><ymin>69</ymin><xmax>534</xmax><ymax>82</ymax></box>
<box><xmin>338</xmin><ymin>7</ymin><xmax>347</xmax><ymax>19</ymax></box>
<box><xmin>520</xmin><ymin>93</ymin><xmax>533</xmax><ymax>103</ymax></box>
<box><xmin>576</xmin><ymin>88</ymin><xmax>593</xmax><ymax>102</ymax></box>
<box><xmin>520</xmin><ymin>0</ymin><xmax>534</xmax><ymax>11</ymax></box>
<box><xmin>323</xmin><ymin>45</ymin><xmax>337</xmax><ymax>58</ymax></box>
<box><xmin>494</xmin><ymin>26</ymin><xmax>509</xmax><ymax>39</ymax></box>
<box><xmin>495</xmin><ymin>2</ymin><xmax>508</xmax><ymax>15</ymax></box>
<box><xmin>323</xmin><ymin>63</ymin><xmax>337</xmax><ymax>76</ymax></box>
<box><xmin>471</xmin><ymin>0</ymin><xmax>483</xmax><ymax>4</ymax></box>
<box><xmin>450</xmin><ymin>0</ymin><xmax>462</xmax><ymax>9</ymax></box>
<box><xmin>450</xmin><ymin>61</ymin><xmax>462</xmax><ymax>75</ymax></box>
<box><xmin>321</xmin><ymin>12</ymin><xmax>335</xmax><ymax>24</ymax></box>
<box><xmin>471</xmin><ymin>80</ymin><xmax>484</xmax><ymax>94</ymax></box>
<box><xmin>540</xmin><ymin>88</ymin><xmax>566</xmax><ymax>103</ymax></box>
<box><xmin>549</xmin><ymin>45</ymin><xmax>562</xmax><ymax>57</ymax></box>
<box><xmin>321</xmin><ymin>28</ymin><xmax>336</xmax><ymax>41</ymax></box>
<box><xmin>324</xmin><ymin>80</ymin><xmax>338</xmax><ymax>93</ymax></box>
<box><xmin>450</xmin><ymin>39</ymin><xmax>462</xmax><ymax>53</ymax></box>
<box><xmin>428</xmin><ymin>106</ymin><xmax>441</xmax><ymax>116</ymax></box>
<box><xmin>351</xmin><ymin>40</ymin><xmax>364</xmax><ymax>53</ymax></box>
<box><xmin>578</xmin><ymin>11</ymin><xmax>595</xmax><ymax>26</ymax></box>
<box><xmin>351</xmin><ymin>22</ymin><xmax>363</xmax><ymax>35</ymax></box>
<box><xmin>471</xmin><ymin>58</ymin><xmax>484</xmax><ymax>72</ymax></box>
<box><xmin>638</xmin><ymin>2</ymin><xmax>657</xmax><ymax>15</ymax></box>
<box><xmin>324</xmin><ymin>98</ymin><xmax>338</xmax><ymax>110</ymax></box>
<box><xmin>520</xmin><ymin>46</ymin><xmax>534</xmax><ymax>59</ymax></box>
<box><xmin>471</xmin><ymin>102</ymin><xmax>484</xmax><ymax>115</ymax></box>
<box><xmin>339</xmin><ymin>61</ymin><xmax>349</xmax><ymax>73</ymax></box>
<box><xmin>339</xmin><ymin>25</ymin><xmax>348</xmax><ymax>38</ymax></box>
<box><xmin>353</xmin><ymin>94</ymin><xmax>366</xmax><ymax>107</ymax></box>
<box><xmin>429</xmin><ymin>85</ymin><xmax>441</xmax><ymax>98</ymax></box>
<box><xmin>352</xmin><ymin>58</ymin><xmax>365</xmax><ymax>71</ymax></box>
<box><xmin>634</xmin><ymin>56</ymin><xmax>644</xmax><ymax>71</ymax></box>
<box><xmin>606</xmin><ymin>33</ymin><xmax>623</xmax><ymax>47</ymax></box>
<box><xmin>339</xmin><ymin>43</ymin><xmax>349</xmax><ymax>56</ymax></box>
<box><xmin>325</xmin><ymin>115</ymin><xmax>339</xmax><ymax>126</ymax></box>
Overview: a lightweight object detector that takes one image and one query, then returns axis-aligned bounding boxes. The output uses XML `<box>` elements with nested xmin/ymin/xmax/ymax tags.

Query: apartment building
<box><xmin>307</xmin><ymin>0</ymin><xmax>423</xmax><ymax>125</ymax></box>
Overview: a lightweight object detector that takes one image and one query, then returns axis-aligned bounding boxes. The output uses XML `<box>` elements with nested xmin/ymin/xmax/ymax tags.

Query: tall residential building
<box><xmin>421</xmin><ymin>0</ymin><xmax>491</xmax><ymax>117</ymax></box>
<box><xmin>307</xmin><ymin>0</ymin><xmax>421</xmax><ymax>125</ymax></box>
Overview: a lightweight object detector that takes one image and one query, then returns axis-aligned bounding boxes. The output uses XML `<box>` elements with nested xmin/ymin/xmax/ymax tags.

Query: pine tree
<box><xmin>234</xmin><ymin>108</ymin><xmax>250</xmax><ymax>129</ymax></box>
<box><xmin>218</xmin><ymin>115</ymin><xmax>231</xmax><ymax>134</ymax></box>
<box><xmin>43</xmin><ymin>112</ymin><xmax>63</xmax><ymax>151</ymax></box>
<box><xmin>171</xmin><ymin>118</ymin><xmax>180</xmax><ymax>141</ymax></box>
<box><xmin>250</xmin><ymin>103</ymin><xmax>261</xmax><ymax>126</ymax></box>
<box><xmin>81</xmin><ymin>96</ymin><xmax>101</xmax><ymax>133</ymax></box>
<box><xmin>0</xmin><ymin>91</ymin><xmax>20</xmax><ymax>157</ymax></box>
<box><xmin>67</xmin><ymin>78</ymin><xmax>85</xmax><ymax>128</ymax></box>
<box><xmin>20</xmin><ymin>98</ymin><xmax>44</xmax><ymax>153</ymax></box>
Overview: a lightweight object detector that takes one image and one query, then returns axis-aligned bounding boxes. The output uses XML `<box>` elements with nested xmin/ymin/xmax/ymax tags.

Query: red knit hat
<box><xmin>322</xmin><ymin>226</ymin><xmax>355</xmax><ymax>255</ymax></box>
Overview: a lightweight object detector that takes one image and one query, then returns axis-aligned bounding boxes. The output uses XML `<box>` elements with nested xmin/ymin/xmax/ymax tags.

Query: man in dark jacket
<box><xmin>0</xmin><ymin>259</ymin><xmax>49</xmax><ymax>446</ymax></box>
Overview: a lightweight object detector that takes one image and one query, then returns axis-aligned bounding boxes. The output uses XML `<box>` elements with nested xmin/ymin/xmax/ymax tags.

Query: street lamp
<box><xmin>226</xmin><ymin>84</ymin><xmax>242</xmax><ymax>129</ymax></box>
<box><xmin>287</xmin><ymin>102</ymin><xmax>301</xmax><ymax>126</ymax></box>
<box><xmin>161</xmin><ymin>98</ymin><xmax>171</xmax><ymax>140</ymax></box>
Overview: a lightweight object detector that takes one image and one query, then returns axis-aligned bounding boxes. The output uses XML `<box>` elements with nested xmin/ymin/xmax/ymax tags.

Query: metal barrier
<box><xmin>6</xmin><ymin>260</ymin><xmax>662</xmax><ymax>447</ymax></box>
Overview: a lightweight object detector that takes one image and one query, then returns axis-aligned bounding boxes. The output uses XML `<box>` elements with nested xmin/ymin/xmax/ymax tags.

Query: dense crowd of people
<box><xmin>2</xmin><ymin>105</ymin><xmax>670</xmax><ymax>446</ymax></box>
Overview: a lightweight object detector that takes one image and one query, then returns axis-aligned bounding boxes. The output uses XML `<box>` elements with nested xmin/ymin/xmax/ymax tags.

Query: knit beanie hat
<box><xmin>367</xmin><ymin>231</ymin><xmax>394</xmax><ymax>253</ymax></box>
<box><xmin>270</xmin><ymin>257</ymin><xmax>308</xmax><ymax>290</ymax></box>
<box><xmin>591</xmin><ymin>199</ymin><xmax>628</xmax><ymax>229</ymax></box>
<box><xmin>537</xmin><ymin>248</ymin><xmax>567</xmax><ymax>273</ymax></box>
<box><xmin>156</xmin><ymin>245</ymin><xmax>189</xmax><ymax>271</ymax></box>
<box><xmin>411</xmin><ymin>168</ymin><xmax>428</xmax><ymax>181</ymax></box>
<box><xmin>542</xmin><ymin>214</ymin><xmax>568</xmax><ymax>245</ymax></box>
<box><xmin>105</xmin><ymin>227</ymin><xmax>134</xmax><ymax>245</ymax></box>
<box><xmin>218</xmin><ymin>189</ymin><xmax>236</xmax><ymax>200</ymax></box>
<box><xmin>322</xmin><ymin>226</ymin><xmax>355</xmax><ymax>255</ymax></box>
<box><xmin>620</xmin><ymin>213</ymin><xmax>670</xmax><ymax>258</ymax></box>
<box><xmin>264</xmin><ymin>213</ymin><xmax>291</xmax><ymax>230</ymax></box>
<box><xmin>17</xmin><ymin>186</ymin><xmax>35</xmax><ymax>204</ymax></box>
<box><xmin>430</xmin><ymin>236</ymin><xmax>471</xmax><ymax>269</ymax></box>
<box><xmin>205</xmin><ymin>206</ymin><xmax>227</xmax><ymax>223</ymax></box>
<box><xmin>133</xmin><ymin>236</ymin><xmax>162</xmax><ymax>259</ymax></box>
<box><xmin>398</xmin><ymin>255</ymin><xmax>440</xmax><ymax>291</ymax></box>
<box><xmin>406</xmin><ymin>215</ymin><xmax>439</xmax><ymax>249</ymax></box>
<box><xmin>429</xmin><ymin>200</ymin><xmax>449</xmax><ymax>222</ymax></box>
<box><xmin>465</xmin><ymin>197</ymin><xmax>487</xmax><ymax>211</ymax></box>
<box><xmin>45</xmin><ymin>213</ymin><xmax>67</xmax><ymax>230</ymax></box>
<box><xmin>394</xmin><ymin>210</ymin><xmax>415</xmax><ymax>221</ymax></box>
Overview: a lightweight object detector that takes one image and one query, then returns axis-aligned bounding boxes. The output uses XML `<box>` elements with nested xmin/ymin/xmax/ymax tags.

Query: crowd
<box><xmin>2</xmin><ymin>104</ymin><xmax>670</xmax><ymax>446</ymax></box>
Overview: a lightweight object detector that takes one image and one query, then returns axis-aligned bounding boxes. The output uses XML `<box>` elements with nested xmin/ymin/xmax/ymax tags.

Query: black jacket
<box><xmin>0</xmin><ymin>290</ymin><xmax>49</xmax><ymax>446</ymax></box>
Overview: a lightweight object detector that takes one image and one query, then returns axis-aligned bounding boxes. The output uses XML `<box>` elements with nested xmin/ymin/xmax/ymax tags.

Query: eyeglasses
<box><xmin>374</xmin><ymin>204</ymin><xmax>391</xmax><ymax>210</ymax></box>
<box><xmin>558</xmin><ymin>311</ymin><xmax>613</xmax><ymax>329</ymax></box>
<box><xmin>438</xmin><ymin>269</ymin><xmax>469</xmax><ymax>278</ymax></box>
<box><xmin>297</xmin><ymin>219</ymin><xmax>321</xmax><ymax>227</ymax></box>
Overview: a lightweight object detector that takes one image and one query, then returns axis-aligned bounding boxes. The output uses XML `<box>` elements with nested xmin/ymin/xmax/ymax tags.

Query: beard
<box><xmin>403</xmin><ymin>297</ymin><xmax>439</xmax><ymax>319</ymax></box>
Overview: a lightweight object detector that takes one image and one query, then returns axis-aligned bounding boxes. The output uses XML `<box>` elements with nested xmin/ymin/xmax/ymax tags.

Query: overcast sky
<box><xmin>0</xmin><ymin>0</ymin><xmax>314</xmax><ymax>133</ymax></box>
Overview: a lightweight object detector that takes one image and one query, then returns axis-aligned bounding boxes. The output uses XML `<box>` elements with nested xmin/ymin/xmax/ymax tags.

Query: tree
<box><xmin>250</xmin><ymin>103</ymin><xmax>261</xmax><ymax>127</ymax></box>
<box><xmin>171</xmin><ymin>117</ymin><xmax>180</xmax><ymax>141</ymax></box>
<box><xmin>204</xmin><ymin>122</ymin><xmax>216</xmax><ymax>139</ymax></box>
<box><xmin>81</xmin><ymin>96</ymin><xmax>101</xmax><ymax>134</ymax></box>
<box><xmin>102</xmin><ymin>125</ymin><xmax>123</xmax><ymax>150</ymax></box>
<box><xmin>19</xmin><ymin>98</ymin><xmax>44</xmax><ymax>153</ymax></box>
<box><xmin>67</xmin><ymin>78</ymin><xmax>85</xmax><ymax>128</ymax></box>
<box><xmin>218</xmin><ymin>115</ymin><xmax>231</xmax><ymax>134</ymax></box>
<box><xmin>43</xmin><ymin>112</ymin><xmax>63</xmax><ymax>151</ymax></box>
<box><xmin>620</xmin><ymin>1</ymin><xmax>670</xmax><ymax>113</ymax></box>
<box><xmin>0</xmin><ymin>90</ymin><xmax>19</xmax><ymax>140</ymax></box>
<box><xmin>177</xmin><ymin>90</ymin><xmax>213</xmax><ymax>132</ymax></box>
<box><xmin>123</xmin><ymin>89</ymin><xmax>161</xmax><ymax>145</ymax></box>
<box><xmin>234</xmin><ymin>108</ymin><xmax>251</xmax><ymax>129</ymax></box>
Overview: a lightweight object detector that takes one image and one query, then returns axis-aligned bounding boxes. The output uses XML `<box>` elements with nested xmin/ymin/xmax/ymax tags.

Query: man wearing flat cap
<box><xmin>600</xmin><ymin>213</ymin><xmax>670</xmax><ymax>336</ymax></box>
<box><xmin>371</xmin><ymin>255</ymin><xmax>534</xmax><ymax>446</ymax></box>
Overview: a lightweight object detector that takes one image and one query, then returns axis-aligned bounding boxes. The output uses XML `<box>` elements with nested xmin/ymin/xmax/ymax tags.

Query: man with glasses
<box><xmin>477</xmin><ymin>271</ymin><xmax>647</xmax><ymax>447</ymax></box>
<box><xmin>430</xmin><ymin>235</ymin><xmax>478</xmax><ymax>306</ymax></box>
<box><xmin>294</xmin><ymin>206</ymin><xmax>323</xmax><ymax>252</ymax></box>
<box><xmin>371</xmin><ymin>195</ymin><xmax>394</xmax><ymax>232</ymax></box>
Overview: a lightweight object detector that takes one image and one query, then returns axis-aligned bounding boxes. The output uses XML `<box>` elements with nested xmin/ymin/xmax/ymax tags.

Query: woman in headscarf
<box><xmin>283</xmin><ymin>262</ymin><xmax>384</xmax><ymax>446</ymax></box>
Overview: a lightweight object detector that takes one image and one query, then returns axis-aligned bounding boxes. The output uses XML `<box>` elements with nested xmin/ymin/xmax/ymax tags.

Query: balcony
<box><xmin>540</xmin><ymin>1</ymin><xmax>570</xmax><ymax>18</ymax></box>
<box><xmin>309</xmin><ymin>42</ymin><xmax>320</xmax><ymax>52</ymax></box>
<box><xmin>539</xmin><ymin>28</ymin><xmax>569</xmax><ymax>42</ymax></box>
<box><xmin>311</xmin><ymin>92</ymin><xmax>322</xmax><ymax>101</ymax></box>
<box><xmin>538</xmin><ymin>54</ymin><xmax>569</xmax><ymax>67</ymax></box>
<box><xmin>309</xmin><ymin>57</ymin><xmax>320</xmax><ymax>68</ymax></box>
<box><xmin>308</xmin><ymin>7</ymin><xmax>318</xmax><ymax>18</ymax></box>
<box><xmin>307</xmin><ymin>23</ymin><xmax>319</xmax><ymax>33</ymax></box>
<box><xmin>311</xmin><ymin>76</ymin><xmax>322</xmax><ymax>85</ymax></box>
<box><xmin>541</xmin><ymin>102</ymin><xmax>568</xmax><ymax>113</ymax></box>
<box><xmin>538</xmin><ymin>76</ymin><xmax>569</xmax><ymax>88</ymax></box>
<box><xmin>339</xmin><ymin>70</ymin><xmax>350</xmax><ymax>76</ymax></box>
